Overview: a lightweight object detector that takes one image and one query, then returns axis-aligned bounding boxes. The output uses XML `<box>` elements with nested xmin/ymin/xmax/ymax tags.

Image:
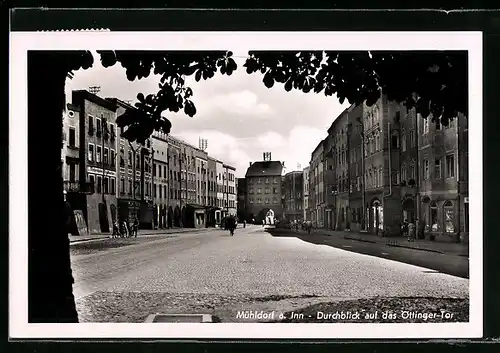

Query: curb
<box><xmin>385</xmin><ymin>242</ymin><xmax>445</xmax><ymax>254</ymax></box>
<box><xmin>343</xmin><ymin>236</ymin><xmax>377</xmax><ymax>244</ymax></box>
<box><xmin>70</xmin><ymin>227</ymin><xmax>219</xmax><ymax>244</ymax></box>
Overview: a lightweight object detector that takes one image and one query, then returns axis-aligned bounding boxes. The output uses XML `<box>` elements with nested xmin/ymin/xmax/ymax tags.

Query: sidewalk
<box><xmin>314</xmin><ymin>229</ymin><xmax>469</xmax><ymax>256</ymax></box>
<box><xmin>69</xmin><ymin>227</ymin><xmax>218</xmax><ymax>244</ymax></box>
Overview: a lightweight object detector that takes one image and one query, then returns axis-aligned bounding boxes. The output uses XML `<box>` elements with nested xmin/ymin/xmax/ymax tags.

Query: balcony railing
<box><xmin>64</xmin><ymin>180</ymin><xmax>95</xmax><ymax>194</ymax></box>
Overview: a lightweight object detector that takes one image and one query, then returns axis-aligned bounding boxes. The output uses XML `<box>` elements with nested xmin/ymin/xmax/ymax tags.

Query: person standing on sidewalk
<box><xmin>408</xmin><ymin>219</ymin><xmax>416</xmax><ymax>242</ymax></box>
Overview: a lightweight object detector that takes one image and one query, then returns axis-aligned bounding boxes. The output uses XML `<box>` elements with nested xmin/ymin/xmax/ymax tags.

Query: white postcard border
<box><xmin>9</xmin><ymin>31</ymin><xmax>483</xmax><ymax>339</ymax></box>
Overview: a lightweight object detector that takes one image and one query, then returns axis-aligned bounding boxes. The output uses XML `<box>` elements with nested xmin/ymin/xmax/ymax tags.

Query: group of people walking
<box><xmin>112</xmin><ymin>218</ymin><xmax>139</xmax><ymax>238</ymax></box>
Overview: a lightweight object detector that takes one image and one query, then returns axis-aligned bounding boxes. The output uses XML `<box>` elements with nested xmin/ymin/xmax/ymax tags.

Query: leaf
<box><xmin>284</xmin><ymin>79</ymin><xmax>293</xmax><ymax>92</ymax></box>
<box><xmin>137</xmin><ymin>93</ymin><xmax>145</xmax><ymax>103</ymax></box>
<box><xmin>195</xmin><ymin>70</ymin><xmax>202</xmax><ymax>82</ymax></box>
<box><xmin>184</xmin><ymin>100</ymin><xmax>197</xmax><ymax>117</ymax></box>
<box><xmin>263</xmin><ymin>72</ymin><xmax>274</xmax><ymax>88</ymax></box>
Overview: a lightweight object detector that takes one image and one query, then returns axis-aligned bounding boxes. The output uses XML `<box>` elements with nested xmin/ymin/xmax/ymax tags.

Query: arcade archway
<box><xmin>402</xmin><ymin>197</ymin><xmax>415</xmax><ymax>222</ymax></box>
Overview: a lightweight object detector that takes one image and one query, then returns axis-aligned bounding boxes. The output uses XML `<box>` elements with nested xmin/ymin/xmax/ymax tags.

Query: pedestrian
<box><xmin>262</xmin><ymin>219</ymin><xmax>265</xmax><ymax>227</ymax></box>
<box><xmin>133</xmin><ymin>218</ymin><xmax>139</xmax><ymax>237</ymax></box>
<box><xmin>408</xmin><ymin>219</ymin><xmax>416</xmax><ymax>242</ymax></box>
<box><xmin>243</xmin><ymin>220</ymin><xmax>246</xmax><ymax>228</ymax></box>
<box><xmin>401</xmin><ymin>219</ymin><xmax>409</xmax><ymax>238</ymax></box>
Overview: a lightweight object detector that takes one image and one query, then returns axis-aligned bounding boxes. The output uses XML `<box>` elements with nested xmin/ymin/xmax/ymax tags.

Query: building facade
<box><xmin>216</xmin><ymin>159</ymin><xmax>226</xmax><ymax>222</ymax></box>
<box><xmin>166</xmin><ymin>135</ymin><xmax>182</xmax><ymax>227</ymax></box>
<box><xmin>416</xmin><ymin>110</ymin><xmax>468</xmax><ymax>242</ymax></box>
<box><xmin>309</xmin><ymin>139</ymin><xmax>325</xmax><ymax>227</ymax></box>
<box><xmin>72</xmin><ymin>89</ymin><xmax>118</xmax><ymax>234</ymax></box>
<box><xmin>152</xmin><ymin>129</ymin><xmax>170</xmax><ymax>228</ymax></box>
<box><xmin>245</xmin><ymin>159</ymin><xmax>284</xmax><ymax>224</ymax></box>
<box><xmin>224</xmin><ymin>164</ymin><xmax>237</xmax><ymax>216</ymax></box>
<box><xmin>303</xmin><ymin>166</ymin><xmax>310</xmax><ymax>221</ymax></box>
<box><xmin>283</xmin><ymin>171</ymin><xmax>304</xmax><ymax>222</ymax></box>
<box><xmin>109</xmin><ymin>98</ymin><xmax>154</xmax><ymax>229</ymax></box>
<box><xmin>207</xmin><ymin>157</ymin><xmax>219</xmax><ymax>226</ymax></box>
<box><xmin>362</xmin><ymin>95</ymin><xmax>402</xmax><ymax>236</ymax></box>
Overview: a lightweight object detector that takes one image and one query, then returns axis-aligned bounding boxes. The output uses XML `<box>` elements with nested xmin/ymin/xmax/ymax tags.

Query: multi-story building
<box><xmin>309</xmin><ymin>139</ymin><xmax>325</xmax><ymax>227</ymax></box>
<box><xmin>303</xmin><ymin>166</ymin><xmax>310</xmax><ymax>221</ymax></box>
<box><xmin>192</xmin><ymin>148</ymin><xmax>209</xmax><ymax>227</ymax></box>
<box><xmin>347</xmin><ymin>103</ymin><xmax>365</xmax><ymax>232</ymax></box>
<box><xmin>151</xmin><ymin>129</ymin><xmax>170</xmax><ymax>228</ymax></box>
<box><xmin>107</xmin><ymin>98</ymin><xmax>154</xmax><ymax>229</ymax></box>
<box><xmin>72</xmin><ymin>89</ymin><xmax>118</xmax><ymax>234</ymax></box>
<box><xmin>362</xmin><ymin>94</ymin><xmax>402</xmax><ymax>236</ymax></box>
<box><xmin>224</xmin><ymin>164</ymin><xmax>237</xmax><ymax>216</ymax></box>
<box><xmin>416</xmin><ymin>109</ymin><xmax>469</xmax><ymax>242</ymax></box>
<box><xmin>207</xmin><ymin>157</ymin><xmax>219</xmax><ymax>226</ymax></box>
<box><xmin>216</xmin><ymin>159</ymin><xmax>226</xmax><ymax>221</ymax></box>
<box><xmin>166</xmin><ymin>135</ymin><xmax>183</xmax><ymax>226</ymax></box>
<box><xmin>245</xmin><ymin>156</ymin><xmax>284</xmax><ymax>224</ymax></box>
<box><xmin>236</xmin><ymin>177</ymin><xmax>248</xmax><ymax>221</ymax></box>
<box><xmin>283</xmin><ymin>171</ymin><xmax>304</xmax><ymax>222</ymax></box>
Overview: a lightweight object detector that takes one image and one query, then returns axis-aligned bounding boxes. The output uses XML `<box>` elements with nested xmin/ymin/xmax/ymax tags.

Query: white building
<box><xmin>215</xmin><ymin>160</ymin><xmax>225</xmax><ymax>222</ymax></box>
<box><xmin>303</xmin><ymin>166</ymin><xmax>310</xmax><ymax>221</ymax></box>
<box><xmin>224</xmin><ymin>164</ymin><xmax>237</xmax><ymax>216</ymax></box>
<box><xmin>152</xmin><ymin>130</ymin><xmax>169</xmax><ymax>228</ymax></box>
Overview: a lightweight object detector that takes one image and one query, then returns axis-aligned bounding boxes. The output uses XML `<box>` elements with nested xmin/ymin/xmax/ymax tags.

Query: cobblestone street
<box><xmin>71</xmin><ymin>225</ymin><xmax>469</xmax><ymax>323</ymax></box>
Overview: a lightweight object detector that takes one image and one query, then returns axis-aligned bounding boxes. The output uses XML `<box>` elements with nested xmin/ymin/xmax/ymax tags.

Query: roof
<box><xmin>223</xmin><ymin>164</ymin><xmax>236</xmax><ymax>171</ymax></box>
<box><xmin>72</xmin><ymin>90</ymin><xmax>117</xmax><ymax>112</ymax></box>
<box><xmin>245</xmin><ymin>161</ymin><xmax>283</xmax><ymax>177</ymax></box>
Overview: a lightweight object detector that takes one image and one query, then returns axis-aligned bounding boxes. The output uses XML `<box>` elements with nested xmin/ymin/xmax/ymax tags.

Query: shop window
<box><xmin>444</xmin><ymin>200</ymin><xmax>455</xmax><ymax>233</ymax></box>
<box><xmin>430</xmin><ymin>201</ymin><xmax>438</xmax><ymax>232</ymax></box>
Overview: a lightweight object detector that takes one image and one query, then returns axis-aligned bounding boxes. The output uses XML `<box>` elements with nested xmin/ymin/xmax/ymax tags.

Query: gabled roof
<box><xmin>245</xmin><ymin>161</ymin><xmax>283</xmax><ymax>177</ymax></box>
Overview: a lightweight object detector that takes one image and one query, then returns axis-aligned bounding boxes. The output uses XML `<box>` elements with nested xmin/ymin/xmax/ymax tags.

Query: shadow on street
<box><xmin>266</xmin><ymin>228</ymin><xmax>469</xmax><ymax>279</ymax></box>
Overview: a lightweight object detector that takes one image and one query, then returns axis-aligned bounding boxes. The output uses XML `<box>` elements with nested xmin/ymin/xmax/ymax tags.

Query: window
<box><xmin>96</xmin><ymin>117</ymin><xmax>102</xmax><ymax>136</ymax></box>
<box><xmin>423</xmin><ymin>116</ymin><xmax>429</xmax><ymax>134</ymax></box>
<box><xmin>374</xmin><ymin>170</ymin><xmax>378</xmax><ymax>188</ymax></box>
<box><xmin>88</xmin><ymin>116</ymin><xmax>94</xmax><ymax>135</ymax></box>
<box><xmin>257</xmin><ymin>188</ymin><xmax>262</xmax><ymax>194</ymax></box>
<box><xmin>423</xmin><ymin>159</ymin><xmax>430</xmax><ymax>180</ymax></box>
<box><xmin>104</xmin><ymin>177</ymin><xmax>109</xmax><ymax>194</ymax></box>
<box><xmin>159</xmin><ymin>185</ymin><xmax>162</xmax><ymax>199</ymax></box>
<box><xmin>401</xmin><ymin>165</ymin><xmax>407</xmax><ymax>181</ymax></box>
<box><xmin>409</xmin><ymin>163</ymin><xmax>416</xmax><ymax>180</ymax></box>
<box><xmin>96</xmin><ymin>146</ymin><xmax>102</xmax><ymax>163</ymax></box>
<box><xmin>444</xmin><ymin>201</ymin><xmax>455</xmax><ymax>233</ymax></box>
<box><xmin>120</xmin><ymin>178</ymin><xmax>125</xmax><ymax>193</ymax></box>
<box><xmin>435</xmin><ymin>119</ymin><xmax>441</xmax><ymax>131</ymax></box>
<box><xmin>446</xmin><ymin>154</ymin><xmax>455</xmax><ymax>178</ymax></box>
<box><xmin>128</xmin><ymin>151</ymin><xmax>132</xmax><ymax>166</ymax></box>
<box><xmin>375</xmin><ymin>133</ymin><xmax>380</xmax><ymax>151</ymax></box>
<box><xmin>249</xmin><ymin>197</ymin><xmax>254</xmax><ymax>204</ymax></box>
<box><xmin>89</xmin><ymin>174</ymin><xmax>95</xmax><ymax>192</ymax></box>
<box><xmin>265</xmin><ymin>198</ymin><xmax>269</xmax><ymax>204</ymax></box>
<box><xmin>68</xmin><ymin>127</ymin><xmax>76</xmax><ymax>147</ymax></box>
<box><xmin>265</xmin><ymin>188</ymin><xmax>270</xmax><ymax>194</ymax></box>
<box><xmin>129</xmin><ymin>180</ymin><xmax>133</xmax><ymax>195</ymax></box>
<box><xmin>430</xmin><ymin>201</ymin><xmax>438</xmax><ymax>231</ymax></box>
<box><xmin>409</xmin><ymin>130</ymin><xmax>415</xmax><ymax>147</ymax></box>
<box><xmin>104</xmin><ymin>148</ymin><xmax>109</xmax><ymax>165</ymax></box>
<box><xmin>435</xmin><ymin>158</ymin><xmax>442</xmax><ymax>179</ymax></box>
<box><xmin>391</xmin><ymin>132</ymin><xmax>399</xmax><ymax>149</ymax></box>
<box><xmin>379</xmin><ymin>168</ymin><xmax>383</xmax><ymax>187</ymax></box>
<box><xmin>401</xmin><ymin>133</ymin><xmax>407</xmax><ymax>152</ymax></box>
<box><xmin>110</xmin><ymin>124</ymin><xmax>115</xmax><ymax>141</ymax></box>
<box><xmin>158</xmin><ymin>165</ymin><xmax>162</xmax><ymax>178</ymax></box>
<box><xmin>88</xmin><ymin>144</ymin><xmax>94</xmax><ymax>162</ymax></box>
<box><xmin>111</xmin><ymin>150</ymin><xmax>115</xmax><ymax>166</ymax></box>
<box><xmin>97</xmin><ymin>175</ymin><xmax>102</xmax><ymax>194</ymax></box>
<box><xmin>69</xmin><ymin>163</ymin><xmax>76</xmax><ymax>182</ymax></box>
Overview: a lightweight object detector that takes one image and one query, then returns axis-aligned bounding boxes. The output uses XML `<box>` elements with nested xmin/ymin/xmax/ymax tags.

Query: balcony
<box><xmin>64</xmin><ymin>180</ymin><xmax>95</xmax><ymax>194</ymax></box>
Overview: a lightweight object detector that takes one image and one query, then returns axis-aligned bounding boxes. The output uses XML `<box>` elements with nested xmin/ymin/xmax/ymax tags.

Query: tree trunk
<box><xmin>28</xmin><ymin>52</ymin><xmax>79</xmax><ymax>322</ymax></box>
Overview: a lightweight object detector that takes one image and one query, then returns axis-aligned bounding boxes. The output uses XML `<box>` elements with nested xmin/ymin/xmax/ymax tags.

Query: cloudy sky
<box><xmin>69</xmin><ymin>51</ymin><xmax>349</xmax><ymax>177</ymax></box>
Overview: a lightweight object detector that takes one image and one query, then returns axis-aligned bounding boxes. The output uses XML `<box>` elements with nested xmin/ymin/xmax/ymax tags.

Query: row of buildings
<box><xmin>61</xmin><ymin>78</ymin><xmax>236</xmax><ymax>235</ymax></box>
<box><xmin>237</xmin><ymin>93</ymin><xmax>469</xmax><ymax>243</ymax></box>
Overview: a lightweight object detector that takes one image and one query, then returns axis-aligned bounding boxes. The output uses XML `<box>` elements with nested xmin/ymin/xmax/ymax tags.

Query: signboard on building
<box><xmin>73</xmin><ymin>210</ymin><xmax>89</xmax><ymax>236</ymax></box>
<box><xmin>87</xmin><ymin>166</ymin><xmax>117</xmax><ymax>177</ymax></box>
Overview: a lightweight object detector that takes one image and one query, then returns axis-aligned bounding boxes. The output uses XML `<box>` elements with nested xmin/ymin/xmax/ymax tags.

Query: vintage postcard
<box><xmin>9</xmin><ymin>30</ymin><xmax>482</xmax><ymax>339</ymax></box>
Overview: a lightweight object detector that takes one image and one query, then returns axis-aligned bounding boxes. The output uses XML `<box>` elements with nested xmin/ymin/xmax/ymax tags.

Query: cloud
<box><xmin>202</xmin><ymin>90</ymin><xmax>273</xmax><ymax>117</ymax></box>
<box><xmin>256</xmin><ymin>131</ymin><xmax>286</xmax><ymax>150</ymax></box>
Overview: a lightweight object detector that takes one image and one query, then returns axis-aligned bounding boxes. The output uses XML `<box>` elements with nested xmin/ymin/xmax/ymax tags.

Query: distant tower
<box><xmin>199</xmin><ymin>137</ymin><xmax>208</xmax><ymax>151</ymax></box>
<box><xmin>263</xmin><ymin>152</ymin><xmax>272</xmax><ymax>161</ymax></box>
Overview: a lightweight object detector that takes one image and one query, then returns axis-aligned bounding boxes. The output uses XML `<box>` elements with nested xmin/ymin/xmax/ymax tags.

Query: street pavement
<box><xmin>267</xmin><ymin>228</ymin><xmax>469</xmax><ymax>278</ymax></box>
<box><xmin>70</xmin><ymin>225</ymin><xmax>469</xmax><ymax>322</ymax></box>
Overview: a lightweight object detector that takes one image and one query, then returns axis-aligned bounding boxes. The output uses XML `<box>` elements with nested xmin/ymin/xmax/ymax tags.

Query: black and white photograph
<box><xmin>10</xmin><ymin>31</ymin><xmax>482</xmax><ymax>339</ymax></box>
